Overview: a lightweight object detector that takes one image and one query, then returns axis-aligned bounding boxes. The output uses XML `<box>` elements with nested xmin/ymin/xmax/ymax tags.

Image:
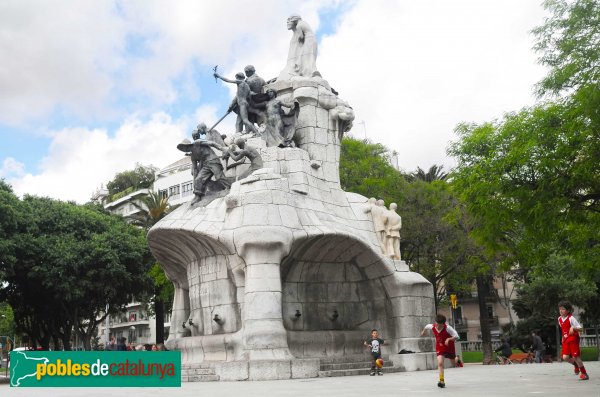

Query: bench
<box><xmin>508</xmin><ymin>352</ymin><xmax>533</xmax><ymax>363</ymax></box>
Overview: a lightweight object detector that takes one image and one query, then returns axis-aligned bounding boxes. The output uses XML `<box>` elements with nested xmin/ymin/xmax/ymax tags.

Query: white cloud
<box><xmin>0</xmin><ymin>0</ymin><xmax>127</xmax><ymax>125</ymax></box>
<box><xmin>9</xmin><ymin>113</ymin><xmax>188</xmax><ymax>203</ymax></box>
<box><xmin>2</xmin><ymin>0</ymin><xmax>552</xmax><ymax>202</ymax></box>
<box><xmin>0</xmin><ymin>0</ymin><xmax>337</xmax><ymax>126</ymax></box>
<box><xmin>317</xmin><ymin>0</ymin><xmax>548</xmax><ymax>172</ymax></box>
<box><xmin>0</xmin><ymin>157</ymin><xmax>26</xmax><ymax>178</ymax></box>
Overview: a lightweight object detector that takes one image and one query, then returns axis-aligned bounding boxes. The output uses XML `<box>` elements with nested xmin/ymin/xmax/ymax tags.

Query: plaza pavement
<box><xmin>1</xmin><ymin>361</ymin><xmax>599</xmax><ymax>397</ymax></box>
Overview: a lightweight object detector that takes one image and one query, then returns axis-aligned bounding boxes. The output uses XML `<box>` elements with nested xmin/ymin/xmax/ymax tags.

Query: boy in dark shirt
<box><xmin>363</xmin><ymin>329</ymin><xmax>384</xmax><ymax>376</ymax></box>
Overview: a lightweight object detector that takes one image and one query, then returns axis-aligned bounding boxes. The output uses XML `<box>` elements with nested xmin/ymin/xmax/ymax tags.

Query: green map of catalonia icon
<box><xmin>10</xmin><ymin>351</ymin><xmax>49</xmax><ymax>387</ymax></box>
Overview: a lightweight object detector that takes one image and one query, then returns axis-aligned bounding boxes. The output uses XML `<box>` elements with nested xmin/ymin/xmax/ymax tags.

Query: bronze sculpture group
<box><xmin>176</xmin><ymin>15</ymin><xmax>322</xmax><ymax>205</ymax></box>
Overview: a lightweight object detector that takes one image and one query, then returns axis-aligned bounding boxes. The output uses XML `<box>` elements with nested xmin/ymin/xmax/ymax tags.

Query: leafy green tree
<box><xmin>0</xmin><ymin>302</ymin><xmax>15</xmax><ymax>341</ymax></box>
<box><xmin>340</xmin><ymin>137</ymin><xmax>407</xmax><ymax>203</ymax></box>
<box><xmin>448</xmin><ymin>98</ymin><xmax>600</xmax><ymax>272</ymax></box>
<box><xmin>533</xmin><ymin>0</ymin><xmax>600</xmax><ymax>97</ymax></box>
<box><xmin>0</xmin><ymin>188</ymin><xmax>154</xmax><ymax>350</ymax></box>
<box><xmin>447</xmin><ymin>0</ymin><xmax>600</xmax><ymax>361</ymax></box>
<box><xmin>399</xmin><ymin>180</ymin><xmax>478</xmax><ymax>309</ymax></box>
<box><xmin>106</xmin><ymin>164</ymin><xmax>157</xmax><ymax>199</ymax></box>
<box><xmin>339</xmin><ymin>139</ymin><xmax>488</xmax><ymax>322</ymax></box>
<box><xmin>511</xmin><ymin>255</ymin><xmax>596</xmax><ymax>358</ymax></box>
<box><xmin>448</xmin><ymin>0</ymin><xmax>600</xmax><ymax>273</ymax></box>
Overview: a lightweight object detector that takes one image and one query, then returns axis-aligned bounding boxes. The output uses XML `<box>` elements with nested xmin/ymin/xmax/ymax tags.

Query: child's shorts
<box><xmin>561</xmin><ymin>339</ymin><xmax>581</xmax><ymax>357</ymax></box>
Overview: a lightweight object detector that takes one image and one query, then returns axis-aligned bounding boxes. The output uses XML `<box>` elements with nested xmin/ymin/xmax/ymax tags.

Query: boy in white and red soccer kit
<box><xmin>420</xmin><ymin>314</ymin><xmax>459</xmax><ymax>388</ymax></box>
<box><xmin>558</xmin><ymin>301</ymin><xmax>589</xmax><ymax>380</ymax></box>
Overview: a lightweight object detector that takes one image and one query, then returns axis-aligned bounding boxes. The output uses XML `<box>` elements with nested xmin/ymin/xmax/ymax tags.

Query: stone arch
<box><xmin>147</xmin><ymin>228</ymin><xmax>246</xmax><ymax>341</ymax></box>
<box><xmin>280</xmin><ymin>233</ymin><xmax>396</xmax><ymax>358</ymax></box>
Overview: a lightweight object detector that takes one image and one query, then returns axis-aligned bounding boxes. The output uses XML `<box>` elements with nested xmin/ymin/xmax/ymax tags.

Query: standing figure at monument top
<box><xmin>278</xmin><ymin>15</ymin><xmax>320</xmax><ymax>81</ymax></box>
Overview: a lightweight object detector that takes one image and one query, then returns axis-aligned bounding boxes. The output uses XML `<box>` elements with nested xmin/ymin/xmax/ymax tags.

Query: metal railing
<box><xmin>460</xmin><ymin>335</ymin><xmax>599</xmax><ymax>352</ymax></box>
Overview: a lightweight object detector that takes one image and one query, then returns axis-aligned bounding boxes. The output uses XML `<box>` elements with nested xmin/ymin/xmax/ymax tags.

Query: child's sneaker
<box><xmin>574</xmin><ymin>367</ymin><xmax>580</xmax><ymax>375</ymax></box>
<box><xmin>377</xmin><ymin>370</ymin><xmax>383</xmax><ymax>376</ymax></box>
<box><xmin>370</xmin><ymin>370</ymin><xmax>375</xmax><ymax>376</ymax></box>
<box><xmin>579</xmin><ymin>373</ymin><xmax>589</xmax><ymax>380</ymax></box>
<box><xmin>437</xmin><ymin>381</ymin><xmax>445</xmax><ymax>388</ymax></box>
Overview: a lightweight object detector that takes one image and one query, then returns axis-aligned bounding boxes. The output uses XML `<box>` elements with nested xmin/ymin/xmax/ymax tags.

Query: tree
<box><xmin>106</xmin><ymin>164</ymin><xmax>157</xmax><ymax>199</ymax></box>
<box><xmin>0</xmin><ymin>188</ymin><xmax>154</xmax><ymax>350</ymax></box>
<box><xmin>447</xmin><ymin>0</ymin><xmax>600</xmax><ymax>360</ymax></box>
<box><xmin>399</xmin><ymin>179</ymin><xmax>478</xmax><ymax>310</ymax></box>
<box><xmin>405</xmin><ymin>165</ymin><xmax>448</xmax><ymax>183</ymax></box>
<box><xmin>533</xmin><ymin>0</ymin><xmax>600</xmax><ymax>97</ymax></box>
<box><xmin>0</xmin><ymin>302</ymin><xmax>15</xmax><ymax>340</ymax></box>
<box><xmin>511</xmin><ymin>255</ymin><xmax>596</xmax><ymax>358</ymax></box>
<box><xmin>131</xmin><ymin>191</ymin><xmax>174</xmax><ymax>345</ymax></box>
<box><xmin>448</xmin><ymin>99</ymin><xmax>600</xmax><ymax>272</ymax></box>
<box><xmin>340</xmin><ymin>137</ymin><xmax>407</xmax><ymax>203</ymax></box>
<box><xmin>339</xmin><ymin>138</ymin><xmax>486</xmax><ymax>315</ymax></box>
<box><xmin>448</xmin><ymin>0</ymin><xmax>600</xmax><ymax>274</ymax></box>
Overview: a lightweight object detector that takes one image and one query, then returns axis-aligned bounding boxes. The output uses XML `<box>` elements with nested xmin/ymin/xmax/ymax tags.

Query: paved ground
<box><xmin>1</xmin><ymin>362</ymin><xmax>599</xmax><ymax>397</ymax></box>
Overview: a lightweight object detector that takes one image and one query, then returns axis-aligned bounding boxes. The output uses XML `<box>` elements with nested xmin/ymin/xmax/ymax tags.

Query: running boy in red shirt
<box><xmin>420</xmin><ymin>314</ymin><xmax>459</xmax><ymax>388</ymax></box>
<box><xmin>558</xmin><ymin>300</ymin><xmax>589</xmax><ymax>380</ymax></box>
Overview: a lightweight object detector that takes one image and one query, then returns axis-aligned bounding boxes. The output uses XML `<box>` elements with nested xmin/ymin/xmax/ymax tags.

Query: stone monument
<box><xmin>147</xmin><ymin>15</ymin><xmax>436</xmax><ymax>381</ymax></box>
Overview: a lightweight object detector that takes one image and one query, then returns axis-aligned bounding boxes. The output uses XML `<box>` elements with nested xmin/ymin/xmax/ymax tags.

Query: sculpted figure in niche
<box><xmin>278</xmin><ymin>15</ymin><xmax>320</xmax><ymax>81</ymax></box>
<box><xmin>214</xmin><ymin>71</ymin><xmax>259</xmax><ymax>135</ymax></box>
<box><xmin>226</xmin><ymin>138</ymin><xmax>263</xmax><ymax>179</ymax></box>
<box><xmin>385</xmin><ymin>203</ymin><xmax>402</xmax><ymax>260</ymax></box>
<box><xmin>255</xmin><ymin>88</ymin><xmax>299</xmax><ymax>147</ymax></box>
<box><xmin>364</xmin><ymin>197</ymin><xmax>388</xmax><ymax>253</ymax></box>
<box><xmin>177</xmin><ymin>131</ymin><xmax>230</xmax><ymax>204</ymax></box>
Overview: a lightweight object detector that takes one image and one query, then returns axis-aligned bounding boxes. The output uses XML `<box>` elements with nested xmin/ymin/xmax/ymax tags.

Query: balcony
<box><xmin>454</xmin><ymin>317</ymin><xmax>468</xmax><ymax>329</ymax></box>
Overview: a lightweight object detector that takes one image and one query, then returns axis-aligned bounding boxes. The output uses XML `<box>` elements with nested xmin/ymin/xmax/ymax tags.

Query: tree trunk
<box><xmin>61</xmin><ymin>334</ymin><xmax>72</xmax><ymax>351</ymax></box>
<box><xmin>555</xmin><ymin>322</ymin><xmax>561</xmax><ymax>361</ymax></box>
<box><xmin>39</xmin><ymin>334</ymin><xmax>51</xmax><ymax>350</ymax></box>
<box><xmin>595</xmin><ymin>324</ymin><xmax>599</xmax><ymax>361</ymax></box>
<box><xmin>82</xmin><ymin>333</ymin><xmax>92</xmax><ymax>351</ymax></box>
<box><xmin>155</xmin><ymin>298</ymin><xmax>165</xmax><ymax>345</ymax></box>
<box><xmin>501</xmin><ymin>274</ymin><xmax>514</xmax><ymax>326</ymax></box>
<box><xmin>476</xmin><ymin>276</ymin><xmax>493</xmax><ymax>364</ymax></box>
<box><xmin>51</xmin><ymin>335</ymin><xmax>61</xmax><ymax>351</ymax></box>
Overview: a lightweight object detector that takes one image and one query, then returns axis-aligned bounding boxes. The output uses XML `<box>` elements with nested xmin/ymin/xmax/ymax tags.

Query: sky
<box><xmin>0</xmin><ymin>0</ymin><xmax>549</xmax><ymax>203</ymax></box>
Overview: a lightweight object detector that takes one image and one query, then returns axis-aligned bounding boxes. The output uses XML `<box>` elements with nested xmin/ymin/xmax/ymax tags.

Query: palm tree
<box><xmin>131</xmin><ymin>191</ymin><xmax>172</xmax><ymax>345</ymax></box>
<box><xmin>130</xmin><ymin>191</ymin><xmax>170</xmax><ymax>229</ymax></box>
<box><xmin>408</xmin><ymin>165</ymin><xmax>448</xmax><ymax>183</ymax></box>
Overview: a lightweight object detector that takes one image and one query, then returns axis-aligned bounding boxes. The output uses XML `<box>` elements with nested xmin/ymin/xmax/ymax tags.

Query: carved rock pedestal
<box><xmin>148</xmin><ymin>79</ymin><xmax>436</xmax><ymax>381</ymax></box>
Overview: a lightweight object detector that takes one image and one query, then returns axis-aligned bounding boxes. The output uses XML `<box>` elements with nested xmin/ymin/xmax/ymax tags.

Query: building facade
<box><xmin>438</xmin><ymin>275</ymin><xmax>517</xmax><ymax>341</ymax></box>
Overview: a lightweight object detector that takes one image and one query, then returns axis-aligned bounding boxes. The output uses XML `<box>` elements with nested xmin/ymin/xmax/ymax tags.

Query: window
<box><xmin>455</xmin><ymin>306</ymin><xmax>463</xmax><ymax>321</ymax></box>
<box><xmin>486</xmin><ymin>305</ymin><xmax>494</xmax><ymax>318</ymax></box>
<box><xmin>181</xmin><ymin>182</ymin><xmax>193</xmax><ymax>197</ymax></box>
<box><xmin>159</xmin><ymin>189</ymin><xmax>168</xmax><ymax>199</ymax></box>
<box><xmin>129</xmin><ymin>312</ymin><xmax>137</xmax><ymax>322</ymax></box>
<box><xmin>169</xmin><ymin>185</ymin><xmax>180</xmax><ymax>196</ymax></box>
